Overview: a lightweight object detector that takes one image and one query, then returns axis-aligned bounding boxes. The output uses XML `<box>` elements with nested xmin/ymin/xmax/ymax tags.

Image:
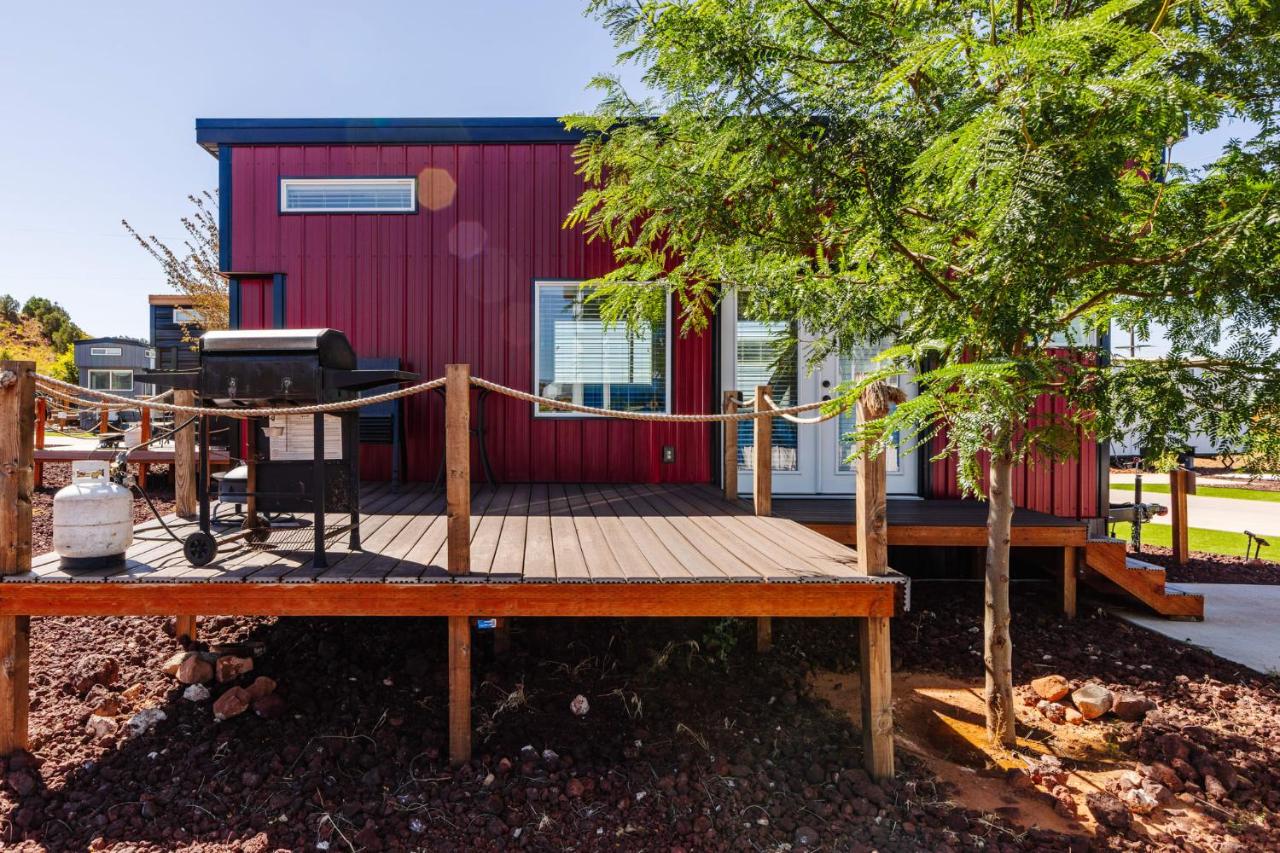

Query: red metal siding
<box><xmin>229</xmin><ymin>143</ymin><xmax>712</xmax><ymax>484</ymax></box>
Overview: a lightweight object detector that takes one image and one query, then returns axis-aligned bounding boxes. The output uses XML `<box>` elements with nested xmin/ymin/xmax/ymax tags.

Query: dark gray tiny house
<box><xmin>73</xmin><ymin>337</ymin><xmax>154</xmax><ymax>427</ymax></box>
<box><xmin>148</xmin><ymin>294</ymin><xmax>204</xmax><ymax>370</ymax></box>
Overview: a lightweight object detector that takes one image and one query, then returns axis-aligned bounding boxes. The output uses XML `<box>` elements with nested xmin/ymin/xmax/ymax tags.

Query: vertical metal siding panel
<box><xmin>479</xmin><ymin>146</ymin><xmax>509</xmax><ymax>478</ymax></box>
<box><xmin>1080</xmin><ymin>426</ymin><xmax>1098</xmax><ymax>517</ymax></box>
<box><xmin>405</xmin><ymin>146</ymin><xmax>434</xmax><ymax>482</ymax></box>
<box><xmin>231</xmin><ymin>150</ymin><xmax>255</xmax><ymax>270</ymax></box>
<box><xmin>301</xmin><ymin>147</ymin><xmax>331</xmax><ymax>329</ymax></box>
<box><xmin>551</xmin><ymin>147</ymin><xmax>583</xmax><ymax>483</ymax></box>
<box><xmin>1053</xmin><ymin>394</ymin><xmax>1074</xmax><ymax>516</ymax></box>
<box><xmin>529</xmin><ymin>145</ymin><xmax>559</xmax><ymax>482</ymax></box>
<box><xmin>252</xmin><ymin>147</ymin><xmax>279</xmax><ymax>271</ymax></box>
<box><xmin>504</xmin><ymin>145</ymin><xmax>534</xmax><ymax>483</ymax></box>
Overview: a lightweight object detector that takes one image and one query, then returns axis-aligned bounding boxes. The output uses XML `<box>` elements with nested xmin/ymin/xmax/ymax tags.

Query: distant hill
<box><xmin>0</xmin><ymin>315</ymin><xmax>75</xmax><ymax>379</ymax></box>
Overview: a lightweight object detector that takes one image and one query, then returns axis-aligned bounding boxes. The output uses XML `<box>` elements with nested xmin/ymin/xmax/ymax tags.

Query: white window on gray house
<box><xmin>279</xmin><ymin>178</ymin><xmax>416</xmax><ymax>213</ymax></box>
<box><xmin>171</xmin><ymin>308</ymin><xmax>200</xmax><ymax>325</ymax></box>
<box><xmin>89</xmin><ymin>346</ymin><xmax>122</xmax><ymax>357</ymax></box>
<box><xmin>87</xmin><ymin>370</ymin><xmax>134</xmax><ymax>392</ymax></box>
<box><xmin>533</xmin><ymin>281</ymin><xmax>670</xmax><ymax>416</ymax></box>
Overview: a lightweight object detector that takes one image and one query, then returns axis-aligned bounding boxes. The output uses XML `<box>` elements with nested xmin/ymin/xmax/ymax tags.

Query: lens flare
<box><xmin>417</xmin><ymin>167</ymin><xmax>457</xmax><ymax>211</ymax></box>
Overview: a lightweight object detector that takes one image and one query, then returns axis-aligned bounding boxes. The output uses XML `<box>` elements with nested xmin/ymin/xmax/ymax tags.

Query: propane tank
<box><xmin>53</xmin><ymin>460</ymin><xmax>133</xmax><ymax>569</ymax></box>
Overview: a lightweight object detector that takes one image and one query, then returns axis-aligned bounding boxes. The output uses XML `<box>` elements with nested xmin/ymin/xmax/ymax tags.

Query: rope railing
<box><xmin>32</xmin><ymin>372</ymin><xmax>839</xmax><ymax>424</ymax></box>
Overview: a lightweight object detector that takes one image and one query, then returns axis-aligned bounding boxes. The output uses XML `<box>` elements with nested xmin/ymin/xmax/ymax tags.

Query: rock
<box><xmin>5</xmin><ymin>770</ymin><xmax>37</xmax><ymax>797</ymax></box>
<box><xmin>245</xmin><ymin>676</ymin><xmax>276</xmax><ymax>700</ymax></box>
<box><xmin>1037</xmin><ymin>700</ymin><xmax>1067</xmax><ymax>724</ymax></box>
<box><xmin>570</xmin><ymin>694</ymin><xmax>589</xmax><ymax>716</ymax></box>
<box><xmin>213</xmin><ymin>687</ymin><xmax>251</xmax><ymax>721</ymax></box>
<box><xmin>1156</xmin><ymin>733</ymin><xmax>1191</xmax><ymax>762</ymax></box>
<box><xmin>177</xmin><ymin>654</ymin><xmax>214</xmax><ymax>685</ymax></box>
<box><xmin>1064</xmin><ymin>708</ymin><xmax>1084</xmax><ymax>725</ymax></box>
<box><xmin>160</xmin><ymin>651</ymin><xmax>189</xmax><ymax>677</ymax></box>
<box><xmin>805</xmin><ymin>763</ymin><xmax>825</xmax><ymax>784</ymax></box>
<box><xmin>182</xmin><ymin>684</ymin><xmax>210</xmax><ymax>702</ymax></box>
<box><xmin>1111</xmin><ymin>693</ymin><xmax>1153</xmax><ymax>722</ymax></box>
<box><xmin>84</xmin><ymin>685</ymin><xmax>120</xmax><ymax>717</ymax></box>
<box><xmin>1031</xmin><ymin>675</ymin><xmax>1070</xmax><ymax>702</ymax></box>
<box><xmin>216</xmin><ymin>655</ymin><xmax>253</xmax><ymax>683</ymax></box>
<box><xmin>566</xmin><ymin>777</ymin><xmax>585</xmax><ymax>798</ymax></box>
<box><xmin>794</xmin><ymin>825</ymin><xmax>821</xmax><ymax>847</ymax></box>
<box><xmin>252</xmin><ymin>692</ymin><xmax>286</xmax><ymax>720</ymax></box>
<box><xmin>1141</xmin><ymin>780</ymin><xmax>1174</xmax><ymax>805</ymax></box>
<box><xmin>1204</xmin><ymin>774</ymin><xmax>1229</xmax><ymax>801</ymax></box>
<box><xmin>1117</xmin><ymin>786</ymin><xmax>1160</xmax><ymax>815</ymax></box>
<box><xmin>69</xmin><ymin>655</ymin><xmax>120</xmax><ymax>696</ymax></box>
<box><xmin>1170</xmin><ymin>756</ymin><xmax>1198</xmax><ymax>783</ymax></box>
<box><xmin>85</xmin><ymin>716</ymin><xmax>118</xmax><ymax>742</ymax></box>
<box><xmin>126</xmin><ymin>708</ymin><xmax>166</xmax><ymax>737</ymax></box>
<box><xmin>241</xmin><ymin>831</ymin><xmax>270</xmax><ymax>853</ymax></box>
<box><xmin>1071</xmin><ymin>684</ymin><xmax>1113</xmax><ymax>720</ymax></box>
<box><xmin>1085</xmin><ymin>792</ymin><xmax>1131</xmax><ymax>830</ymax></box>
<box><xmin>1145</xmin><ymin>762</ymin><xmax>1182</xmax><ymax>792</ymax></box>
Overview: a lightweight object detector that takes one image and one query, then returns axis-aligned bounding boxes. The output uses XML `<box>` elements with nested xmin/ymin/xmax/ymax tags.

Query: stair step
<box><xmin>1083</xmin><ymin>539</ymin><xmax>1204</xmax><ymax>620</ymax></box>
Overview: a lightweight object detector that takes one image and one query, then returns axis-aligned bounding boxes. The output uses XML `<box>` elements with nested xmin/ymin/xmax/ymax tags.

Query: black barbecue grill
<box><xmin>139</xmin><ymin>329</ymin><xmax>418</xmax><ymax>568</ymax></box>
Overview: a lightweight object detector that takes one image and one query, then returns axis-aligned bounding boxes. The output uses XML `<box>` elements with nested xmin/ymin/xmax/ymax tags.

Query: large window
<box><xmin>279</xmin><ymin>178</ymin><xmax>416</xmax><ymax>213</ymax></box>
<box><xmin>533</xmin><ymin>281</ymin><xmax>669</xmax><ymax>416</ymax></box>
<box><xmin>89</xmin><ymin>346</ymin><xmax>122</xmax><ymax>357</ymax></box>
<box><xmin>87</xmin><ymin>370</ymin><xmax>134</xmax><ymax>392</ymax></box>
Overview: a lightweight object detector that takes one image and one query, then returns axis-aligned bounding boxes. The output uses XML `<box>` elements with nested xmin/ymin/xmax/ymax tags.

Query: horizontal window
<box><xmin>89</xmin><ymin>346</ymin><xmax>122</xmax><ymax>357</ymax></box>
<box><xmin>280</xmin><ymin>178</ymin><xmax>416</xmax><ymax>213</ymax></box>
<box><xmin>87</xmin><ymin>369</ymin><xmax>134</xmax><ymax>392</ymax></box>
<box><xmin>172</xmin><ymin>308</ymin><xmax>200</xmax><ymax>325</ymax></box>
<box><xmin>534</xmin><ymin>281</ymin><xmax>669</xmax><ymax>416</ymax></box>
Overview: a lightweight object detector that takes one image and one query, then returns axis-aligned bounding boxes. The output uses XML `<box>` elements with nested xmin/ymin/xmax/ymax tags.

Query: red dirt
<box><xmin>1128</xmin><ymin>546</ymin><xmax>1280</xmax><ymax>585</ymax></box>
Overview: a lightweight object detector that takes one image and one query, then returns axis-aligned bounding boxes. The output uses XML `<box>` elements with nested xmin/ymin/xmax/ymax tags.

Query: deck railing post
<box><xmin>34</xmin><ymin>397</ymin><xmax>45</xmax><ymax>488</ymax></box>
<box><xmin>445</xmin><ymin>363</ymin><xmax>471</xmax><ymax>575</ymax></box>
<box><xmin>0</xmin><ymin>360</ymin><xmax>34</xmax><ymax>755</ymax></box>
<box><xmin>752</xmin><ymin>385</ymin><xmax>772</xmax><ymax>516</ymax></box>
<box><xmin>138</xmin><ymin>406</ymin><xmax>151</xmax><ymax>489</ymax></box>
<box><xmin>99</xmin><ymin>405</ymin><xmax>109</xmax><ymax>435</ymax></box>
<box><xmin>722</xmin><ymin>390</ymin><xmax>738</xmax><ymax>503</ymax></box>
<box><xmin>1170</xmin><ymin>467</ymin><xmax>1192</xmax><ymax>565</ymax></box>
<box><xmin>174</xmin><ymin>390</ymin><xmax>197</xmax><ymax>518</ymax></box>
<box><xmin>854</xmin><ymin>382</ymin><xmax>894</xmax><ymax>781</ymax></box>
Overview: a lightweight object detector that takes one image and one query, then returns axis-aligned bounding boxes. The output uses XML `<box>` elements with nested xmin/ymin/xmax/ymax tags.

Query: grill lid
<box><xmin>200</xmin><ymin>328</ymin><xmax>357</xmax><ymax>369</ymax></box>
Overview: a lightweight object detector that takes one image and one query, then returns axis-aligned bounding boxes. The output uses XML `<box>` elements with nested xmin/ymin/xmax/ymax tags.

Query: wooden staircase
<box><xmin>1083</xmin><ymin>538</ymin><xmax>1205</xmax><ymax>619</ymax></box>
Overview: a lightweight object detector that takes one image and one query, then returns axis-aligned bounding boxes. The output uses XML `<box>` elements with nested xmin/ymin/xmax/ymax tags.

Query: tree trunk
<box><xmin>984</xmin><ymin>450</ymin><xmax>1017</xmax><ymax>747</ymax></box>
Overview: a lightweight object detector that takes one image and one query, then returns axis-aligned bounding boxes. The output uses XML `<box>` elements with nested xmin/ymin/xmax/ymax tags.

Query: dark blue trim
<box><xmin>218</xmin><ymin>145</ymin><xmax>232</xmax><ymax>272</ymax></box>
<box><xmin>278</xmin><ymin>175</ymin><xmax>419</xmax><ymax>215</ymax></box>
<box><xmin>228</xmin><ymin>277</ymin><xmax>241</xmax><ymax>330</ymax></box>
<box><xmin>272</xmin><ymin>274</ymin><xmax>286</xmax><ymax>329</ymax></box>
<box><xmin>198</xmin><ymin>117</ymin><xmax>584</xmax><ymax>151</ymax></box>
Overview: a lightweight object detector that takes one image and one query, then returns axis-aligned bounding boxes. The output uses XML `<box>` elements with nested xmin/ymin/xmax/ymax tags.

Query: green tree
<box><xmin>123</xmin><ymin>190</ymin><xmax>228</xmax><ymax>334</ymax></box>
<box><xmin>21</xmin><ymin>296</ymin><xmax>85</xmax><ymax>352</ymax></box>
<box><xmin>0</xmin><ymin>295</ymin><xmax>18</xmax><ymax>323</ymax></box>
<box><xmin>567</xmin><ymin>0</ymin><xmax>1280</xmax><ymax>744</ymax></box>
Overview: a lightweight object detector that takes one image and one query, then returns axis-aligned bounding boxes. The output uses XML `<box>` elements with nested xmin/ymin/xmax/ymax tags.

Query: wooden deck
<box><xmin>771</xmin><ymin>497</ymin><xmax>1089</xmax><ymax>547</ymax></box>
<box><xmin>2</xmin><ymin>483</ymin><xmax>905</xmax><ymax>617</ymax></box>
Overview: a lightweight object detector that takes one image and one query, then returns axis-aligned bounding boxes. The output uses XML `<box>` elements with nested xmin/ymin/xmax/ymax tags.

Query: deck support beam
<box><xmin>756</xmin><ymin>616</ymin><xmax>772</xmax><ymax>653</ymax></box>
<box><xmin>448</xmin><ymin>615</ymin><xmax>472</xmax><ymax>765</ymax></box>
<box><xmin>1062</xmin><ymin>547</ymin><xmax>1078</xmax><ymax>619</ymax></box>
<box><xmin>175</xmin><ymin>615</ymin><xmax>198</xmax><ymax>644</ymax></box>
<box><xmin>0</xmin><ymin>360</ymin><xmax>35</xmax><ymax>756</ymax></box>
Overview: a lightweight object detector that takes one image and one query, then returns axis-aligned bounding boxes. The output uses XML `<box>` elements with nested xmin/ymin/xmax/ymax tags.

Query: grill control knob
<box><xmin>281</xmin><ymin>377</ymin><xmax>293</xmax><ymax>394</ymax></box>
<box><xmin>227</xmin><ymin>378</ymin><xmax>237</xmax><ymax>398</ymax></box>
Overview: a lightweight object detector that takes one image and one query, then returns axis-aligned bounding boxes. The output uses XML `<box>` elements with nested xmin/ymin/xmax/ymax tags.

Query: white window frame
<box><xmin>87</xmin><ymin>369</ymin><xmax>134</xmax><ymax>392</ymax></box>
<box><xmin>279</xmin><ymin>177</ymin><xmax>417</xmax><ymax>214</ymax></box>
<box><xmin>89</xmin><ymin>346</ymin><xmax>122</xmax><ymax>357</ymax></box>
<box><xmin>171</xmin><ymin>308</ymin><xmax>200</xmax><ymax>325</ymax></box>
<box><xmin>532</xmin><ymin>280</ymin><xmax>673</xmax><ymax>418</ymax></box>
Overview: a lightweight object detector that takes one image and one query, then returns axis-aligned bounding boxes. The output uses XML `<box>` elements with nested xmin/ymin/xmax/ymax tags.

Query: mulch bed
<box><xmin>1127</xmin><ymin>546</ymin><xmax>1280</xmax><ymax>585</ymax></box>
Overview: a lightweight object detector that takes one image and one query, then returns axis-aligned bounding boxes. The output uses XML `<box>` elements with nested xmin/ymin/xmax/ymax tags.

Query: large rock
<box><xmin>216</xmin><ymin>655</ymin><xmax>254</xmax><ymax>683</ymax></box>
<box><xmin>245</xmin><ymin>676</ymin><xmax>276</xmax><ymax>701</ymax></box>
<box><xmin>1112</xmin><ymin>693</ymin><xmax>1154</xmax><ymax>722</ymax></box>
<box><xmin>85</xmin><ymin>715</ymin><xmax>118</xmax><ymax>742</ymax></box>
<box><xmin>1037</xmin><ymin>700</ymin><xmax>1067</xmax><ymax>724</ymax></box>
<box><xmin>1071</xmin><ymin>684</ymin><xmax>1114</xmax><ymax>720</ymax></box>
<box><xmin>69</xmin><ymin>655</ymin><xmax>120</xmax><ymax>696</ymax></box>
<box><xmin>161</xmin><ymin>651</ymin><xmax>189</xmax><ymax>678</ymax></box>
<box><xmin>1086</xmin><ymin>792</ymin><xmax>1131</xmax><ymax>830</ymax></box>
<box><xmin>213</xmin><ymin>686</ymin><xmax>251</xmax><ymax>721</ymax></box>
<box><xmin>177</xmin><ymin>655</ymin><xmax>214</xmax><ymax>685</ymax></box>
<box><xmin>1117</xmin><ymin>786</ymin><xmax>1160</xmax><ymax>815</ymax></box>
<box><xmin>1031</xmin><ymin>675</ymin><xmax>1070</xmax><ymax>702</ymax></box>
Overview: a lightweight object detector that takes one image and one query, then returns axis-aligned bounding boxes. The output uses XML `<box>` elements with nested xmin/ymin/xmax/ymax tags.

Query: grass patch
<box><xmin>1110</xmin><ymin>482</ymin><xmax>1280</xmax><ymax>503</ymax></box>
<box><xmin>1109</xmin><ymin>522</ymin><xmax>1276</xmax><ymax>559</ymax></box>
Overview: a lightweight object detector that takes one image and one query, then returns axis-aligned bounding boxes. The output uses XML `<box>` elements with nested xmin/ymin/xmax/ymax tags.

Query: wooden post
<box><xmin>752</xmin><ymin>385</ymin><xmax>772</xmax><ymax>516</ymax></box>
<box><xmin>98</xmin><ymin>405</ymin><xmax>109</xmax><ymax>434</ymax></box>
<box><xmin>138</xmin><ymin>407</ymin><xmax>151</xmax><ymax>489</ymax></box>
<box><xmin>722</xmin><ymin>390</ymin><xmax>738</xmax><ymax>502</ymax></box>
<box><xmin>34</xmin><ymin>397</ymin><xmax>45</xmax><ymax>488</ymax></box>
<box><xmin>445</xmin><ymin>364</ymin><xmax>471</xmax><ymax>575</ymax></box>
<box><xmin>1170</xmin><ymin>468</ymin><xmax>1191</xmax><ymax>565</ymax></box>
<box><xmin>448</xmin><ymin>615</ymin><xmax>472</xmax><ymax>764</ymax></box>
<box><xmin>174</xmin><ymin>615</ymin><xmax>198</xmax><ymax>644</ymax></box>
<box><xmin>0</xmin><ymin>360</ymin><xmax>34</xmax><ymax>755</ymax></box>
<box><xmin>1062</xmin><ymin>546</ymin><xmax>1078</xmax><ymax>619</ymax></box>
<box><xmin>854</xmin><ymin>381</ymin><xmax>896</xmax><ymax>780</ymax></box>
<box><xmin>174</xmin><ymin>390</ymin><xmax>196</xmax><ymax>518</ymax></box>
<box><xmin>493</xmin><ymin>618</ymin><xmax>511</xmax><ymax>655</ymax></box>
<box><xmin>756</xmin><ymin>616</ymin><xmax>772</xmax><ymax>653</ymax></box>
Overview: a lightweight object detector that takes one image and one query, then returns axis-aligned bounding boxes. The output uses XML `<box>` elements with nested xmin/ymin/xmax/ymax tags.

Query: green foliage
<box><xmin>567</xmin><ymin>0</ymin><xmax>1280</xmax><ymax>492</ymax></box>
<box><xmin>123</xmin><ymin>190</ymin><xmax>228</xmax><ymax>332</ymax></box>
<box><xmin>20</xmin><ymin>297</ymin><xmax>84</xmax><ymax>352</ymax></box>
<box><xmin>0</xmin><ymin>295</ymin><xmax>18</xmax><ymax>323</ymax></box>
<box><xmin>48</xmin><ymin>346</ymin><xmax>79</xmax><ymax>384</ymax></box>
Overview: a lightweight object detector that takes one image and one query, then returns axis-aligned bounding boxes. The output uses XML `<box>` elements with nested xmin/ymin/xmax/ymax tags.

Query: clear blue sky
<box><xmin>0</xmin><ymin>1</ymin><xmax>1253</xmax><ymax>341</ymax></box>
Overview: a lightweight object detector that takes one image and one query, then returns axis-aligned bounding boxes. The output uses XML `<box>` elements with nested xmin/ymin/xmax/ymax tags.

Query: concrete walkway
<box><xmin>1114</xmin><ymin>584</ymin><xmax>1280</xmax><ymax>674</ymax></box>
<box><xmin>1109</xmin><ymin>489</ymin><xmax>1279</xmax><ymax>537</ymax></box>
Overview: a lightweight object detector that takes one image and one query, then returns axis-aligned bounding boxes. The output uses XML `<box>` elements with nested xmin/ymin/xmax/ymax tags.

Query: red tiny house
<box><xmin>201</xmin><ymin>118</ymin><xmax>1101</xmax><ymax>520</ymax></box>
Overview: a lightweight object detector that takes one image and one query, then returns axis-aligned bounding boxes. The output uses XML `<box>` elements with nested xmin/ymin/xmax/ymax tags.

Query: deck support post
<box><xmin>1062</xmin><ymin>547</ymin><xmax>1078</xmax><ymax>619</ymax></box>
<box><xmin>493</xmin><ymin>618</ymin><xmax>511</xmax><ymax>655</ymax></box>
<box><xmin>175</xmin><ymin>615</ymin><xmax>198</xmax><ymax>644</ymax></box>
<box><xmin>448</xmin><ymin>615</ymin><xmax>472</xmax><ymax>765</ymax></box>
<box><xmin>722</xmin><ymin>391</ymin><xmax>738</xmax><ymax>502</ymax></box>
<box><xmin>0</xmin><ymin>360</ymin><xmax>35</xmax><ymax>755</ymax></box>
<box><xmin>174</xmin><ymin>390</ymin><xmax>197</xmax><ymax>518</ymax></box>
<box><xmin>1170</xmin><ymin>467</ymin><xmax>1192</xmax><ymax>566</ymax></box>
<box><xmin>445</xmin><ymin>364</ymin><xmax>471</xmax><ymax>576</ymax></box>
<box><xmin>756</xmin><ymin>616</ymin><xmax>772</xmax><ymax>653</ymax></box>
<box><xmin>855</xmin><ymin>382</ymin><xmax>897</xmax><ymax>780</ymax></box>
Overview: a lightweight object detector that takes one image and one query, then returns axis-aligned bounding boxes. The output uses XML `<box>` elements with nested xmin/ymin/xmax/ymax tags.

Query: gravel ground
<box><xmin>1127</xmin><ymin>546</ymin><xmax>1280</xmax><ymax>585</ymax></box>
